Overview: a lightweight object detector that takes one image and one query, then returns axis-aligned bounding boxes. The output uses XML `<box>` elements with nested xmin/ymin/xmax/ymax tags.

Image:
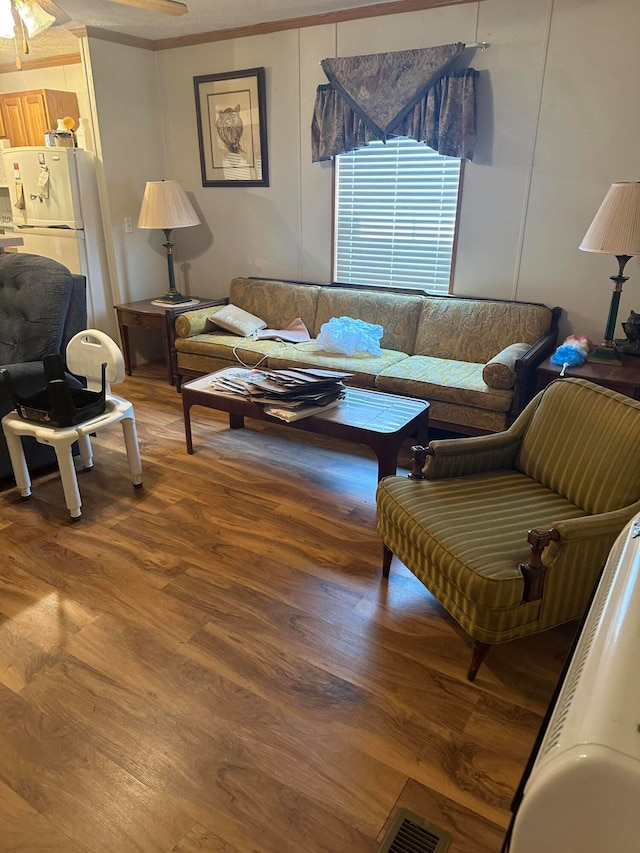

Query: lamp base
<box><xmin>587</xmin><ymin>343</ymin><xmax>622</xmax><ymax>365</ymax></box>
<box><xmin>152</xmin><ymin>290</ymin><xmax>194</xmax><ymax>305</ymax></box>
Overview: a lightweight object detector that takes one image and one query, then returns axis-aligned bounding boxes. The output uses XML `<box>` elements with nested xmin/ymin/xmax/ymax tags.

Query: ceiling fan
<box><xmin>0</xmin><ymin>0</ymin><xmax>187</xmax><ymax>68</ymax></box>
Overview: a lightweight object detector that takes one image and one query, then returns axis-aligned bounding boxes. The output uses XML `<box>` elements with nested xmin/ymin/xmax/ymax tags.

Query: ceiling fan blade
<box><xmin>104</xmin><ymin>0</ymin><xmax>188</xmax><ymax>15</ymax></box>
<box><xmin>38</xmin><ymin>0</ymin><xmax>72</xmax><ymax>26</ymax></box>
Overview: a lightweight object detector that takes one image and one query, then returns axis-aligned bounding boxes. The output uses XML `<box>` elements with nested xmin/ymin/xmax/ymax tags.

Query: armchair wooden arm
<box><xmin>520</xmin><ymin>527</ymin><xmax>561</xmax><ymax>601</ymax></box>
<box><xmin>408</xmin><ymin>445</ymin><xmax>431</xmax><ymax>479</ymax></box>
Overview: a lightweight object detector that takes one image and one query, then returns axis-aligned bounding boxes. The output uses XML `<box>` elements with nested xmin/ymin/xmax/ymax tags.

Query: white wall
<box><xmin>85</xmin><ymin>37</ymin><xmax>167</xmax><ymax>306</ymax></box>
<box><xmin>518</xmin><ymin>0</ymin><xmax>640</xmax><ymax>340</ymax></box>
<box><xmin>158</xmin><ymin>30</ymin><xmax>304</xmax><ymax>298</ymax></box>
<box><xmin>92</xmin><ymin>0</ymin><xmax>640</xmax><ymax>346</ymax></box>
<box><xmin>82</xmin><ymin>36</ymin><xmax>170</xmax><ymax>362</ymax></box>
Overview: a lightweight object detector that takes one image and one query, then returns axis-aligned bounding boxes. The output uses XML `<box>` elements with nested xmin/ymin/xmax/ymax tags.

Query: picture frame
<box><xmin>194</xmin><ymin>67</ymin><xmax>269</xmax><ymax>188</ymax></box>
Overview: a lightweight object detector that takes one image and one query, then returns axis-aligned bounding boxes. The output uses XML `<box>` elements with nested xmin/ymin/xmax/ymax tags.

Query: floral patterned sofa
<box><xmin>174</xmin><ymin>277</ymin><xmax>560</xmax><ymax>435</ymax></box>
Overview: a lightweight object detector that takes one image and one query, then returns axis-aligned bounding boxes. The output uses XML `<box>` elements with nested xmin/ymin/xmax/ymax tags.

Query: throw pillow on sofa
<box><xmin>482</xmin><ymin>342</ymin><xmax>531</xmax><ymax>390</ymax></box>
<box><xmin>207</xmin><ymin>304</ymin><xmax>267</xmax><ymax>336</ymax></box>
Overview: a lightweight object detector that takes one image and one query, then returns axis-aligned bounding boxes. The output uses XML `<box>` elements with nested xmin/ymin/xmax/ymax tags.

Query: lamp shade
<box><xmin>15</xmin><ymin>0</ymin><xmax>55</xmax><ymax>37</ymax></box>
<box><xmin>137</xmin><ymin>180</ymin><xmax>200</xmax><ymax>230</ymax></box>
<box><xmin>580</xmin><ymin>182</ymin><xmax>640</xmax><ymax>255</ymax></box>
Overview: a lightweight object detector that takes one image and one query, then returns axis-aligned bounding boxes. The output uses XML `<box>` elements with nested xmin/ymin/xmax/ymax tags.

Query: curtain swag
<box><xmin>312</xmin><ymin>43</ymin><xmax>479</xmax><ymax>162</ymax></box>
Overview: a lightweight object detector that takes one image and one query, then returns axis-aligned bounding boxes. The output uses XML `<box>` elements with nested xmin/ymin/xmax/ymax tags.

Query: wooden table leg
<box><xmin>118</xmin><ymin>323</ymin><xmax>132</xmax><ymax>376</ymax></box>
<box><xmin>373</xmin><ymin>410</ymin><xmax>428</xmax><ymax>480</ymax></box>
<box><xmin>376</xmin><ymin>439</ymin><xmax>402</xmax><ymax>480</ymax></box>
<box><xmin>229</xmin><ymin>414</ymin><xmax>245</xmax><ymax>429</ymax></box>
<box><xmin>416</xmin><ymin>410</ymin><xmax>429</xmax><ymax>446</ymax></box>
<box><xmin>183</xmin><ymin>398</ymin><xmax>194</xmax><ymax>454</ymax></box>
<box><xmin>161</xmin><ymin>327</ymin><xmax>173</xmax><ymax>385</ymax></box>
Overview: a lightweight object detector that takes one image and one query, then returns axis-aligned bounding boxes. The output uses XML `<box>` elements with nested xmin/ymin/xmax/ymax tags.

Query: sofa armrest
<box><xmin>423</xmin><ymin>430</ymin><xmax>522</xmax><ymax>479</ymax></box>
<box><xmin>483</xmin><ymin>342</ymin><xmax>531</xmax><ymax>389</ymax></box>
<box><xmin>509</xmin><ymin>316</ymin><xmax>561</xmax><ymax>422</ymax></box>
<box><xmin>175</xmin><ymin>300</ymin><xmax>230</xmax><ymax>338</ymax></box>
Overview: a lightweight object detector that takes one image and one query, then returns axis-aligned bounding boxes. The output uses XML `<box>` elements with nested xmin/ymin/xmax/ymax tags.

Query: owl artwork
<box><xmin>216</xmin><ymin>105</ymin><xmax>244</xmax><ymax>154</ymax></box>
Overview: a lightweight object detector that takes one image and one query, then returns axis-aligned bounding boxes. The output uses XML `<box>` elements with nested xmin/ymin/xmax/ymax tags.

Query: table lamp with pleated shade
<box><xmin>138</xmin><ymin>180</ymin><xmax>201</xmax><ymax>305</ymax></box>
<box><xmin>580</xmin><ymin>182</ymin><xmax>640</xmax><ymax>362</ymax></box>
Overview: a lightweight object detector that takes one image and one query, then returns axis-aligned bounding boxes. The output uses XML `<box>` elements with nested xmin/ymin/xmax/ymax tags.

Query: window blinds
<box><xmin>334</xmin><ymin>137</ymin><xmax>462</xmax><ymax>294</ymax></box>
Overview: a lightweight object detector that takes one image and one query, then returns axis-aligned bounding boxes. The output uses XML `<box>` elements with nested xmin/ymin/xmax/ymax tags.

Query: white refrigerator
<box><xmin>2</xmin><ymin>146</ymin><xmax>116</xmax><ymax>338</ymax></box>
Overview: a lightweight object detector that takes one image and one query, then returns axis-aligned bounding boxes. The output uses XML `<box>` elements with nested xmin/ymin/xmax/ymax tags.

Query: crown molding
<box><xmin>152</xmin><ymin>0</ymin><xmax>481</xmax><ymax>50</ymax></box>
<box><xmin>0</xmin><ymin>0</ymin><xmax>481</xmax><ymax>73</ymax></box>
<box><xmin>70</xmin><ymin>25</ymin><xmax>155</xmax><ymax>51</ymax></box>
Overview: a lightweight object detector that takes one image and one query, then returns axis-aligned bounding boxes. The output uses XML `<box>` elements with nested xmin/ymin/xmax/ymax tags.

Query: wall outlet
<box><xmin>124</xmin><ymin>217</ymin><xmax>133</xmax><ymax>233</ymax></box>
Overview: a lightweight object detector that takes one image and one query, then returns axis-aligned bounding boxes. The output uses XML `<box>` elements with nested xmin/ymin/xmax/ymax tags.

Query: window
<box><xmin>334</xmin><ymin>137</ymin><xmax>462</xmax><ymax>294</ymax></box>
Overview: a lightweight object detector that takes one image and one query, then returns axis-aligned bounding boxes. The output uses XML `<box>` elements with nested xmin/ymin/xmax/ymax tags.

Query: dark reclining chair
<box><xmin>0</xmin><ymin>253</ymin><xmax>87</xmax><ymax>481</ymax></box>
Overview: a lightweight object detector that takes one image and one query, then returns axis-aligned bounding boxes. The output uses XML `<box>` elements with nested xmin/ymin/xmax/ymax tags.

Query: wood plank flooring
<box><xmin>0</xmin><ymin>362</ymin><xmax>575</xmax><ymax>852</ymax></box>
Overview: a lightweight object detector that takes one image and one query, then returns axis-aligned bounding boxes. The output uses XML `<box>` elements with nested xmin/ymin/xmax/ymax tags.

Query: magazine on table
<box><xmin>207</xmin><ymin>366</ymin><xmax>351</xmax><ymax>418</ymax></box>
<box><xmin>264</xmin><ymin>398</ymin><xmax>343</xmax><ymax>422</ymax></box>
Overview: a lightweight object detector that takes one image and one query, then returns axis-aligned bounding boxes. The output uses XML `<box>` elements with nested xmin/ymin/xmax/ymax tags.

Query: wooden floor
<box><xmin>0</xmin><ymin>362</ymin><xmax>575</xmax><ymax>853</ymax></box>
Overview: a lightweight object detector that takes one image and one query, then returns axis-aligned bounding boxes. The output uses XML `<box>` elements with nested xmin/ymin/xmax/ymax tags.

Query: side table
<box><xmin>536</xmin><ymin>355</ymin><xmax>640</xmax><ymax>400</ymax></box>
<box><xmin>114</xmin><ymin>297</ymin><xmax>222</xmax><ymax>386</ymax></box>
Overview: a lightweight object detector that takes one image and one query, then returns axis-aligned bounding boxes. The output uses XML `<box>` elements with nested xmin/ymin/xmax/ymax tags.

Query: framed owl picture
<box><xmin>194</xmin><ymin>68</ymin><xmax>269</xmax><ymax>187</ymax></box>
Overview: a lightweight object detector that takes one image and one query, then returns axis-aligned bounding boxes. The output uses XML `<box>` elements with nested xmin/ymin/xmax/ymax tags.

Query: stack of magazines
<box><xmin>208</xmin><ymin>366</ymin><xmax>353</xmax><ymax>422</ymax></box>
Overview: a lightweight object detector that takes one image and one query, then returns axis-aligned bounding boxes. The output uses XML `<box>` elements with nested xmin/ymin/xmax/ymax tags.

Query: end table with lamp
<box><xmin>538</xmin><ymin>182</ymin><xmax>640</xmax><ymax>398</ymax></box>
<box><xmin>124</xmin><ymin>178</ymin><xmax>223</xmax><ymax>384</ymax></box>
<box><xmin>115</xmin><ymin>296</ymin><xmax>224</xmax><ymax>386</ymax></box>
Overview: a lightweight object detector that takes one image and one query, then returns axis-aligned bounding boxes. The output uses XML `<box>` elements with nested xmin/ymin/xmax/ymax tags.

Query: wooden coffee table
<box><xmin>181</xmin><ymin>374</ymin><xmax>429</xmax><ymax>480</ymax></box>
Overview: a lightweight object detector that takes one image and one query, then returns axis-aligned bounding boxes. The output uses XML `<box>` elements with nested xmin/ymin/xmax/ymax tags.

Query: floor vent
<box><xmin>377</xmin><ymin>808</ymin><xmax>452</xmax><ymax>853</ymax></box>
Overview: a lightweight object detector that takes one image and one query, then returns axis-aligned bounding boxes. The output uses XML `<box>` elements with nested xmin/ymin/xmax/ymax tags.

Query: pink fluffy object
<box><xmin>563</xmin><ymin>334</ymin><xmax>593</xmax><ymax>355</ymax></box>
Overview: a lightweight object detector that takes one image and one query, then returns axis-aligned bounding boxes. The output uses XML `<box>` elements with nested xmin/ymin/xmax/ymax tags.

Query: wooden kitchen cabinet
<box><xmin>0</xmin><ymin>89</ymin><xmax>79</xmax><ymax>147</ymax></box>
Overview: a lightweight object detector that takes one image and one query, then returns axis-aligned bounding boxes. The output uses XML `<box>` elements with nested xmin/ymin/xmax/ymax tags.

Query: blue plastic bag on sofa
<box><xmin>317</xmin><ymin>316</ymin><xmax>383</xmax><ymax>356</ymax></box>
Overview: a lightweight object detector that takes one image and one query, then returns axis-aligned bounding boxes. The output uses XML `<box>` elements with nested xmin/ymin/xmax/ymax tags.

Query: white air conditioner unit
<box><xmin>507</xmin><ymin>513</ymin><xmax>640</xmax><ymax>853</ymax></box>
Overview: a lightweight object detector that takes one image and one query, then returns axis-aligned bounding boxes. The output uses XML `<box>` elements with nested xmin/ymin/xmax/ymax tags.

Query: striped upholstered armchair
<box><xmin>376</xmin><ymin>377</ymin><xmax>640</xmax><ymax>680</ymax></box>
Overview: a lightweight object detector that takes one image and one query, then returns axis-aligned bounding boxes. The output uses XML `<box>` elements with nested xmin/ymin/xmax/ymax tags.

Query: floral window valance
<box><xmin>311</xmin><ymin>43</ymin><xmax>479</xmax><ymax>162</ymax></box>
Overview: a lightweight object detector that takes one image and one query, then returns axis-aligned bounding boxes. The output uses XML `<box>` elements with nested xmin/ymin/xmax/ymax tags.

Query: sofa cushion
<box><xmin>266</xmin><ymin>341</ymin><xmax>408</xmax><ymax>389</ymax></box>
<box><xmin>313</xmin><ymin>287</ymin><xmax>423</xmax><ymax>353</ymax></box>
<box><xmin>375</xmin><ymin>355</ymin><xmax>513</xmax><ymax>412</ymax></box>
<box><xmin>174</xmin><ymin>332</ymin><xmax>290</xmax><ymax>368</ymax></box>
<box><xmin>230</xmin><ymin>278</ymin><xmax>320</xmax><ymax>332</ymax></box>
<box><xmin>483</xmin><ymin>342</ymin><xmax>531</xmax><ymax>390</ymax></box>
<box><xmin>414</xmin><ymin>297</ymin><xmax>553</xmax><ymax>363</ymax></box>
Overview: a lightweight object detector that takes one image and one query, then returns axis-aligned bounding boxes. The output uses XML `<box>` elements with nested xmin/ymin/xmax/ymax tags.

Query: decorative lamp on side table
<box><xmin>137</xmin><ymin>179</ymin><xmax>201</xmax><ymax>306</ymax></box>
<box><xmin>579</xmin><ymin>182</ymin><xmax>640</xmax><ymax>363</ymax></box>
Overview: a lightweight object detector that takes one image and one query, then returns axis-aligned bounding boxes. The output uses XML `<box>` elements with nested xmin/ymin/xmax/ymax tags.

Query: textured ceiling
<box><xmin>0</xmin><ymin>0</ymin><xmax>402</xmax><ymax>69</ymax></box>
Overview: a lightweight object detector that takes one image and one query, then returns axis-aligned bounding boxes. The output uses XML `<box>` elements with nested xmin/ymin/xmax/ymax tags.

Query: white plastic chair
<box><xmin>2</xmin><ymin>330</ymin><xmax>142</xmax><ymax>519</ymax></box>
